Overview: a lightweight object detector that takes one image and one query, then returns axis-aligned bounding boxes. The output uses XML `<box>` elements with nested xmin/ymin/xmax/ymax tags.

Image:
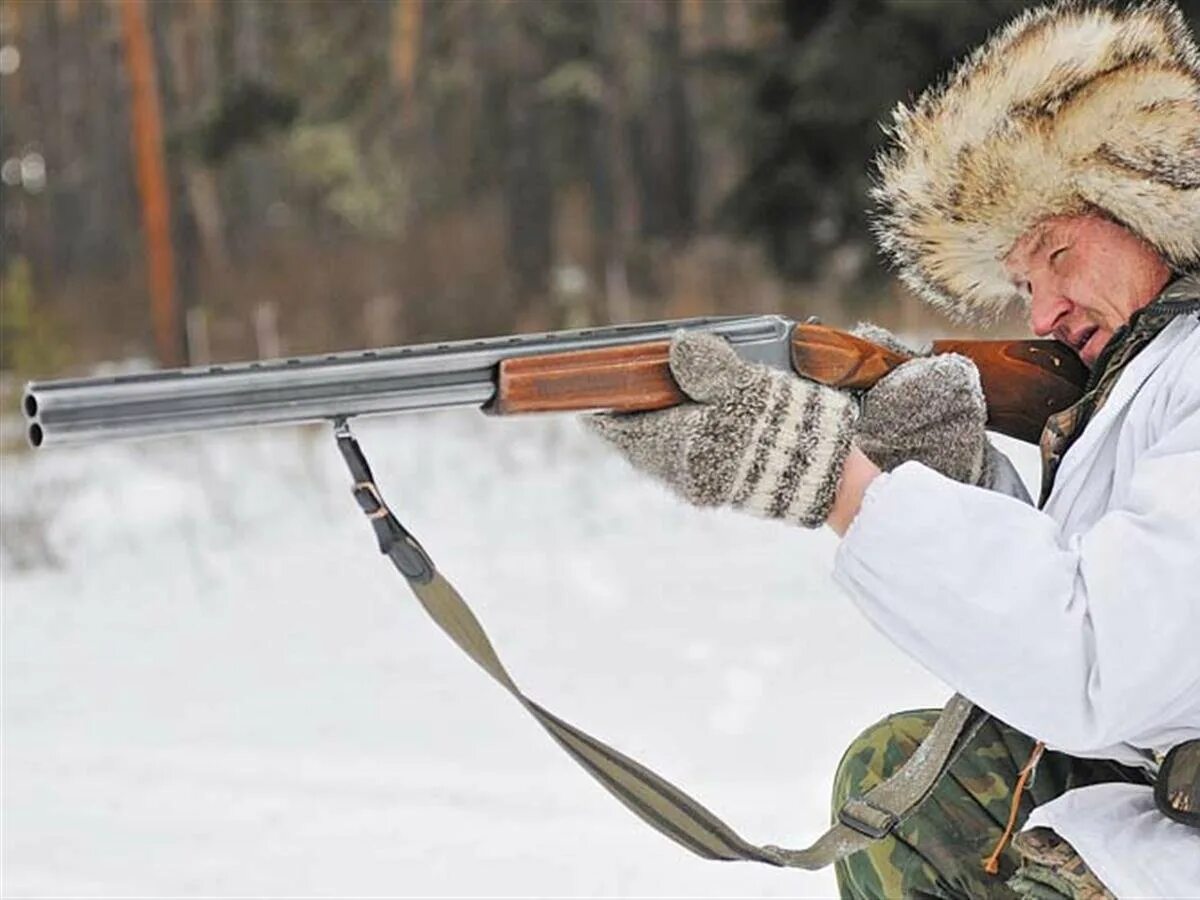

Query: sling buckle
<box><xmin>353</xmin><ymin>481</ymin><xmax>389</xmax><ymax>519</ymax></box>
<box><xmin>838</xmin><ymin>797</ymin><xmax>898</xmax><ymax>840</ymax></box>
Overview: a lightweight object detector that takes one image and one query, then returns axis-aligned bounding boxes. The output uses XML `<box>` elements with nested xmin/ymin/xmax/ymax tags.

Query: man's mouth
<box><xmin>1073</xmin><ymin>326</ymin><xmax>1106</xmax><ymax>366</ymax></box>
<box><xmin>1055</xmin><ymin>325</ymin><xmax>1103</xmax><ymax>366</ymax></box>
<box><xmin>1069</xmin><ymin>326</ymin><xmax>1099</xmax><ymax>354</ymax></box>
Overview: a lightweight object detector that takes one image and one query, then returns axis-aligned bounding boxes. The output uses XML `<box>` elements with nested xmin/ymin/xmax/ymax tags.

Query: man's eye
<box><xmin>1049</xmin><ymin>246</ymin><xmax>1069</xmax><ymax>265</ymax></box>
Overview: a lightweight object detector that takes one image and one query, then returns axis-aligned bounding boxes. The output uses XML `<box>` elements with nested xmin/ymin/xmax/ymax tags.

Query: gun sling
<box><xmin>334</xmin><ymin>421</ymin><xmax>989</xmax><ymax>869</ymax></box>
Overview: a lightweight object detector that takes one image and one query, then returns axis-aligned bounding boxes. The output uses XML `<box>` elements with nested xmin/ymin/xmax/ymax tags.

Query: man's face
<box><xmin>1003</xmin><ymin>214</ymin><xmax>1171</xmax><ymax>368</ymax></box>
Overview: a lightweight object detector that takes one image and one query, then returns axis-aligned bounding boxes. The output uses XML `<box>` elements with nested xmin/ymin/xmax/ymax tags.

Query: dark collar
<box><xmin>1085</xmin><ymin>274</ymin><xmax>1200</xmax><ymax>393</ymax></box>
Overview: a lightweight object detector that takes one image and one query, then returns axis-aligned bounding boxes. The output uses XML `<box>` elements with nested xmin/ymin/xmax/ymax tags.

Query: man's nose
<box><xmin>1028</xmin><ymin>286</ymin><xmax>1072</xmax><ymax>337</ymax></box>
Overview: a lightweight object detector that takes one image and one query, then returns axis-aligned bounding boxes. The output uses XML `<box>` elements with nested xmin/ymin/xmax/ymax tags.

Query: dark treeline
<box><xmin>3</xmin><ymin>0</ymin><xmax>1197</xmax><ymax>373</ymax></box>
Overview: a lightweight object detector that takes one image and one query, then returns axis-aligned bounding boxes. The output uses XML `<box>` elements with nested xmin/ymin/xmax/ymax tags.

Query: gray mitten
<box><xmin>853</xmin><ymin>323</ymin><xmax>1029</xmax><ymax>499</ymax></box>
<box><xmin>586</xmin><ymin>331</ymin><xmax>856</xmax><ymax>528</ymax></box>
<box><xmin>856</xmin><ymin>353</ymin><xmax>989</xmax><ymax>485</ymax></box>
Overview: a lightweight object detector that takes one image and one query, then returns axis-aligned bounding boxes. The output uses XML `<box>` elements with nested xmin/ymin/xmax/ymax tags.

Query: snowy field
<box><xmin>2</xmin><ymin>410</ymin><xmax>1040</xmax><ymax>898</ymax></box>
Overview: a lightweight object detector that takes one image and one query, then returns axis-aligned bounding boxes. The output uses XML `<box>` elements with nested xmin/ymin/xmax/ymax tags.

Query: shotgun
<box><xmin>16</xmin><ymin>315</ymin><xmax>1092</xmax><ymax>868</ymax></box>
<box><xmin>21</xmin><ymin>315</ymin><xmax>1087</xmax><ymax>449</ymax></box>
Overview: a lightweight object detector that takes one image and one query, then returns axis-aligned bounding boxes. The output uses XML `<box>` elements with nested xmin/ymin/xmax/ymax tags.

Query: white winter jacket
<box><xmin>833</xmin><ymin>312</ymin><xmax>1200</xmax><ymax>897</ymax></box>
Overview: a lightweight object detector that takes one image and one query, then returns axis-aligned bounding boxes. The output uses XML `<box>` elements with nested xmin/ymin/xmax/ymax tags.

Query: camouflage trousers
<box><xmin>832</xmin><ymin>709</ymin><xmax>1150</xmax><ymax>899</ymax></box>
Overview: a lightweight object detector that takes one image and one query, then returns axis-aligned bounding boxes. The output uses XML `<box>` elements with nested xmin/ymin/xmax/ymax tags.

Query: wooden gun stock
<box><xmin>788</xmin><ymin>324</ymin><xmax>1088</xmax><ymax>443</ymax></box>
<box><xmin>494</xmin><ymin>323</ymin><xmax>1089</xmax><ymax>444</ymax></box>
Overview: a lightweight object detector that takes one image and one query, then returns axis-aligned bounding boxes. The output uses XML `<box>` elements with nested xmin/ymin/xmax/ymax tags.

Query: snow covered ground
<box><xmin>1</xmin><ymin>411</ymin><xmax>1040</xmax><ymax>897</ymax></box>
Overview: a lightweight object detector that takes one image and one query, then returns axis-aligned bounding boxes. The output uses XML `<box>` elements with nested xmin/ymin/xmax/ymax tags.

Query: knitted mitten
<box><xmin>852</xmin><ymin>323</ymin><xmax>1027</xmax><ymax>498</ymax></box>
<box><xmin>586</xmin><ymin>331</ymin><xmax>856</xmax><ymax>528</ymax></box>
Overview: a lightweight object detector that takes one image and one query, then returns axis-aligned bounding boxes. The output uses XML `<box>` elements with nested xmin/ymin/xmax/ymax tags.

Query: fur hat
<box><xmin>872</xmin><ymin>1</ymin><xmax>1200</xmax><ymax>321</ymax></box>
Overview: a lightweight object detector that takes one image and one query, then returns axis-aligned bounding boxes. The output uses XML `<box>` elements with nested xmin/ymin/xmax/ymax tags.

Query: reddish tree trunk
<box><xmin>120</xmin><ymin>0</ymin><xmax>180</xmax><ymax>366</ymax></box>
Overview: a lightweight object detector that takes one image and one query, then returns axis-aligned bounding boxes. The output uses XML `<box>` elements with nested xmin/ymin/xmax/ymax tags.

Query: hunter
<box><xmin>588</xmin><ymin>2</ymin><xmax>1200</xmax><ymax>897</ymax></box>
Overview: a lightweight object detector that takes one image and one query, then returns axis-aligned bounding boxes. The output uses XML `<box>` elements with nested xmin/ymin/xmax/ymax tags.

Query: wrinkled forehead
<box><xmin>1004</xmin><ymin>220</ymin><xmax>1055</xmax><ymax>276</ymax></box>
<box><xmin>1007</xmin><ymin>228</ymin><xmax>1042</xmax><ymax>266</ymax></box>
<box><xmin>1004</xmin><ymin>214</ymin><xmax>1101</xmax><ymax>274</ymax></box>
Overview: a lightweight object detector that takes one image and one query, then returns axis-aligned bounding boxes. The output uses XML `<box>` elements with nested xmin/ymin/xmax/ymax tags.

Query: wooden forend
<box><xmin>492</xmin><ymin>341</ymin><xmax>686</xmax><ymax>415</ymax></box>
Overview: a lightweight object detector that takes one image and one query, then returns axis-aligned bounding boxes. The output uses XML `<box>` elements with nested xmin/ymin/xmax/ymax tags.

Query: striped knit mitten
<box><xmin>586</xmin><ymin>331</ymin><xmax>855</xmax><ymax>528</ymax></box>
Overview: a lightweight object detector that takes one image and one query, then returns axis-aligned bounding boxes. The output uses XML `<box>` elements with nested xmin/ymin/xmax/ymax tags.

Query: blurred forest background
<box><xmin>3</xmin><ymin>0</ymin><xmax>1198</xmax><ymax>379</ymax></box>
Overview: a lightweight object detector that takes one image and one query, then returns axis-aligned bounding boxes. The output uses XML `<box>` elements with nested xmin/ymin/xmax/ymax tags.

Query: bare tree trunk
<box><xmin>681</xmin><ymin>0</ymin><xmax>704</xmax><ymax>53</ymax></box>
<box><xmin>253</xmin><ymin>300</ymin><xmax>281</xmax><ymax>359</ymax></box>
<box><xmin>185</xmin><ymin>305</ymin><xmax>211</xmax><ymax>365</ymax></box>
<box><xmin>169</xmin><ymin>0</ymin><xmax>229</xmax><ymax>270</ymax></box>
<box><xmin>120</xmin><ymin>0</ymin><xmax>181</xmax><ymax>366</ymax></box>
<box><xmin>92</xmin><ymin>2</ymin><xmax>138</xmax><ymax>275</ymax></box>
<box><xmin>650</xmin><ymin>0</ymin><xmax>695</xmax><ymax>240</ymax></box>
<box><xmin>501</xmin><ymin>2</ymin><xmax>552</xmax><ymax>318</ymax></box>
<box><xmin>595</xmin><ymin>1</ymin><xmax>639</xmax><ymax>323</ymax></box>
<box><xmin>726</xmin><ymin>1</ymin><xmax>753</xmax><ymax>47</ymax></box>
<box><xmin>391</xmin><ymin>0</ymin><xmax>423</xmax><ymax>126</ymax></box>
<box><xmin>182</xmin><ymin>168</ymin><xmax>230</xmax><ymax>269</ymax></box>
<box><xmin>233</xmin><ymin>0</ymin><xmax>262</xmax><ymax>78</ymax></box>
<box><xmin>229</xmin><ymin>0</ymin><xmax>271</xmax><ymax>252</ymax></box>
<box><xmin>51</xmin><ymin>0</ymin><xmax>88</xmax><ymax>272</ymax></box>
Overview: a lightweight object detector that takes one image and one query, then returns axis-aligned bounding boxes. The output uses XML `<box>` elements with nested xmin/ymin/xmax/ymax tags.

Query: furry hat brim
<box><xmin>871</xmin><ymin>1</ymin><xmax>1200</xmax><ymax>322</ymax></box>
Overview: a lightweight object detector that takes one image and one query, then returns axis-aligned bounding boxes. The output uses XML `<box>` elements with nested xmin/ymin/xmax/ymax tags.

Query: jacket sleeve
<box><xmin>832</xmin><ymin>388</ymin><xmax>1200</xmax><ymax>754</ymax></box>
